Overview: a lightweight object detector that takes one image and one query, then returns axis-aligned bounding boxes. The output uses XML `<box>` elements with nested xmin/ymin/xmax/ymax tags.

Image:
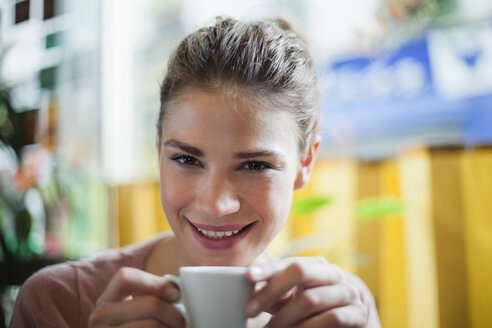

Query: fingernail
<box><xmin>245</xmin><ymin>299</ymin><xmax>260</xmax><ymax>317</ymax></box>
<box><xmin>249</xmin><ymin>266</ymin><xmax>263</xmax><ymax>280</ymax></box>
<box><xmin>166</xmin><ymin>287</ymin><xmax>179</xmax><ymax>301</ymax></box>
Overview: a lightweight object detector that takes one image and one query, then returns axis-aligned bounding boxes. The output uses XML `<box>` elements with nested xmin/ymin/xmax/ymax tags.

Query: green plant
<box><xmin>355</xmin><ymin>196</ymin><xmax>406</xmax><ymax>222</ymax></box>
<box><xmin>280</xmin><ymin>194</ymin><xmax>406</xmax><ymax>258</ymax></box>
<box><xmin>291</xmin><ymin>195</ymin><xmax>333</xmax><ymax>216</ymax></box>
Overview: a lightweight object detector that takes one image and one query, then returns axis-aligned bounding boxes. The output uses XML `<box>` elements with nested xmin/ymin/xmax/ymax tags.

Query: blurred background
<box><xmin>0</xmin><ymin>0</ymin><xmax>491</xmax><ymax>327</ymax></box>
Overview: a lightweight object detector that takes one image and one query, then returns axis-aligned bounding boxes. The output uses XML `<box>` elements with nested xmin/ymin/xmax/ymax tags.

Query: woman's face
<box><xmin>159</xmin><ymin>89</ymin><xmax>311</xmax><ymax>266</ymax></box>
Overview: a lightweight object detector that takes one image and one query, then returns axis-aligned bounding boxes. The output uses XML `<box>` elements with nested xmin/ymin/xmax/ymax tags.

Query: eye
<box><xmin>240</xmin><ymin>161</ymin><xmax>272</xmax><ymax>172</ymax></box>
<box><xmin>170</xmin><ymin>154</ymin><xmax>202</xmax><ymax>167</ymax></box>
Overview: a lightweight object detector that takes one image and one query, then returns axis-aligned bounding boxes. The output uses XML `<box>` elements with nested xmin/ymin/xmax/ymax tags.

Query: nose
<box><xmin>196</xmin><ymin>171</ymin><xmax>241</xmax><ymax>219</ymax></box>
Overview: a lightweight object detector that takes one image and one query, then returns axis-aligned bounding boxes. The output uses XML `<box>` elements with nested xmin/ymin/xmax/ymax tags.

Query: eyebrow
<box><xmin>164</xmin><ymin>139</ymin><xmax>283</xmax><ymax>160</ymax></box>
<box><xmin>163</xmin><ymin>139</ymin><xmax>204</xmax><ymax>157</ymax></box>
<box><xmin>235</xmin><ymin>150</ymin><xmax>282</xmax><ymax>159</ymax></box>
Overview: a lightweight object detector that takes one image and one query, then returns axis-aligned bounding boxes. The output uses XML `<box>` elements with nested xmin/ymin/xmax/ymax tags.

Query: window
<box><xmin>45</xmin><ymin>31</ymin><xmax>63</xmax><ymax>49</ymax></box>
<box><xmin>39</xmin><ymin>66</ymin><xmax>58</xmax><ymax>90</ymax></box>
<box><xmin>14</xmin><ymin>0</ymin><xmax>30</xmax><ymax>24</ymax></box>
<box><xmin>44</xmin><ymin>0</ymin><xmax>62</xmax><ymax>20</ymax></box>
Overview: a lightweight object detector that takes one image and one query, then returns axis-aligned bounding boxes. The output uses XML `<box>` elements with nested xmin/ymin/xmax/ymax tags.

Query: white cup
<box><xmin>164</xmin><ymin>266</ymin><xmax>255</xmax><ymax>328</ymax></box>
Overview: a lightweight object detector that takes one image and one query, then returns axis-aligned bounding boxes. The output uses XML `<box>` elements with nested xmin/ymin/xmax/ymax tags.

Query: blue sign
<box><xmin>320</xmin><ymin>19</ymin><xmax>492</xmax><ymax>158</ymax></box>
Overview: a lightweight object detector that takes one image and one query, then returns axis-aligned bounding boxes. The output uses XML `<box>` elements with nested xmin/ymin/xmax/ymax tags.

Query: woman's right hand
<box><xmin>88</xmin><ymin>267</ymin><xmax>186</xmax><ymax>328</ymax></box>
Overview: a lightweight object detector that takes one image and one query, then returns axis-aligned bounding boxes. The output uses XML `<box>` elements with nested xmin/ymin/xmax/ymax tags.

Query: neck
<box><xmin>145</xmin><ymin>233</ymin><xmax>186</xmax><ymax>276</ymax></box>
<box><xmin>145</xmin><ymin>233</ymin><xmax>276</xmax><ymax>276</ymax></box>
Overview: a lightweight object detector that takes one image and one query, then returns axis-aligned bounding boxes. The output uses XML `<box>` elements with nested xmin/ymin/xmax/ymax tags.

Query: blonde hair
<box><xmin>158</xmin><ymin>17</ymin><xmax>320</xmax><ymax>154</ymax></box>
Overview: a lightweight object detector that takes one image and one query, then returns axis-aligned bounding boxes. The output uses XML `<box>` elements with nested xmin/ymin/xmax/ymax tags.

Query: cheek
<box><xmin>159</xmin><ymin>165</ymin><xmax>192</xmax><ymax>215</ymax></box>
<box><xmin>244</xmin><ymin>176</ymin><xmax>294</xmax><ymax>230</ymax></box>
<box><xmin>269</xmin><ymin>182</ymin><xmax>294</xmax><ymax>227</ymax></box>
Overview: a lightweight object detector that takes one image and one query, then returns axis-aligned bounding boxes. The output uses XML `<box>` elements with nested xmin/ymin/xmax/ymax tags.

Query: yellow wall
<box><xmin>461</xmin><ymin>148</ymin><xmax>492</xmax><ymax>328</ymax></box>
<box><xmin>430</xmin><ymin>149</ymin><xmax>469</xmax><ymax>328</ymax></box>
<box><xmin>356</xmin><ymin>162</ymin><xmax>383</xmax><ymax>311</ymax></box>
<box><xmin>398</xmin><ymin>148</ymin><xmax>440</xmax><ymax>328</ymax></box>
<box><xmin>115</xmin><ymin>181</ymin><xmax>170</xmax><ymax>247</ymax></box>
<box><xmin>354</xmin><ymin>160</ymin><xmax>408</xmax><ymax>328</ymax></box>
<box><xmin>378</xmin><ymin>160</ymin><xmax>408</xmax><ymax>328</ymax></box>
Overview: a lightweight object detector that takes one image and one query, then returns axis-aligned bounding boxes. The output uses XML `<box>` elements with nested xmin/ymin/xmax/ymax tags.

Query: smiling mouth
<box><xmin>189</xmin><ymin>221</ymin><xmax>254</xmax><ymax>240</ymax></box>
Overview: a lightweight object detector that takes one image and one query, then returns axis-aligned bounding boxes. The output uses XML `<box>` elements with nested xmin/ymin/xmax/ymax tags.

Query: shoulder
<box><xmin>10</xmin><ymin>234</ymin><xmax>167</xmax><ymax>327</ymax></box>
<box><xmin>10</xmin><ymin>262</ymin><xmax>81</xmax><ymax>327</ymax></box>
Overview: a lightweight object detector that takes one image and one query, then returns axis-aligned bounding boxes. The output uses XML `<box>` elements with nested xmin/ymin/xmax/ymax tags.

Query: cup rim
<box><xmin>179</xmin><ymin>266</ymin><xmax>248</xmax><ymax>274</ymax></box>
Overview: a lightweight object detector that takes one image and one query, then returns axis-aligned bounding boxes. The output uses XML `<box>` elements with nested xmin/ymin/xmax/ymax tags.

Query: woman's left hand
<box><xmin>245</xmin><ymin>257</ymin><xmax>368</xmax><ymax>328</ymax></box>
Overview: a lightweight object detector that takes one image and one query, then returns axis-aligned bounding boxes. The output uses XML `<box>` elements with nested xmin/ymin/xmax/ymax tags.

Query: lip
<box><xmin>187</xmin><ymin>218</ymin><xmax>255</xmax><ymax>250</ymax></box>
<box><xmin>191</xmin><ymin>221</ymin><xmax>249</xmax><ymax>232</ymax></box>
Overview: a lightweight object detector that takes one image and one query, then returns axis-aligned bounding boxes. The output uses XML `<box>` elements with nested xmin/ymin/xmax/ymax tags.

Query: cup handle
<box><xmin>163</xmin><ymin>274</ymin><xmax>189</xmax><ymax>323</ymax></box>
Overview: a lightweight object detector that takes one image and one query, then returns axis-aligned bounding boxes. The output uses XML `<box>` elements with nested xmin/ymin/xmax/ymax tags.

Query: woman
<box><xmin>11</xmin><ymin>17</ymin><xmax>380</xmax><ymax>327</ymax></box>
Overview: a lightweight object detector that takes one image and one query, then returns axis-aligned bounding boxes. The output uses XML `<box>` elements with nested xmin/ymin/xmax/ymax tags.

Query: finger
<box><xmin>89</xmin><ymin>295</ymin><xmax>186</xmax><ymax>328</ymax></box>
<box><xmin>245</xmin><ymin>258</ymin><xmax>343</xmax><ymax>317</ymax></box>
<box><xmin>97</xmin><ymin>267</ymin><xmax>180</xmax><ymax>305</ymax></box>
<box><xmin>264</xmin><ymin>294</ymin><xmax>293</xmax><ymax>314</ymax></box>
<box><xmin>246</xmin><ymin>258</ymin><xmax>288</xmax><ymax>282</ymax></box>
<box><xmin>247</xmin><ymin>257</ymin><xmax>337</xmax><ymax>285</ymax></box>
<box><xmin>268</xmin><ymin>284</ymin><xmax>361</xmax><ymax>328</ymax></box>
<box><xmin>247</xmin><ymin>257</ymin><xmax>329</xmax><ymax>281</ymax></box>
<box><xmin>295</xmin><ymin>304</ymin><xmax>368</xmax><ymax>328</ymax></box>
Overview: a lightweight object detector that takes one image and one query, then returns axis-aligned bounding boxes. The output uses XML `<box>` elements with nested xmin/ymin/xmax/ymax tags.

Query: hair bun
<box><xmin>271</xmin><ymin>18</ymin><xmax>293</xmax><ymax>32</ymax></box>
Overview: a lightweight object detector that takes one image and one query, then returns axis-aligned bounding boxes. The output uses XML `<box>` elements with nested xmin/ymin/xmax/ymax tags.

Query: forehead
<box><xmin>163</xmin><ymin>89</ymin><xmax>299</xmax><ymax>146</ymax></box>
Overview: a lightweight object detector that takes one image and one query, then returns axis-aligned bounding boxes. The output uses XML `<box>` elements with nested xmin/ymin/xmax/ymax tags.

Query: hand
<box><xmin>88</xmin><ymin>267</ymin><xmax>186</xmax><ymax>328</ymax></box>
<box><xmin>245</xmin><ymin>257</ymin><xmax>368</xmax><ymax>328</ymax></box>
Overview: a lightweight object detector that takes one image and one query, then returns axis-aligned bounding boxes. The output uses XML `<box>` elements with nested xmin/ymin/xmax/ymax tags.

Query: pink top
<box><xmin>10</xmin><ymin>236</ymin><xmax>161</xmax><ymax>328</ymax></box>
<box><xmin>11</xmin><ymin>234</ymin><xmax>381</xmax><ymax>327</ymax></box>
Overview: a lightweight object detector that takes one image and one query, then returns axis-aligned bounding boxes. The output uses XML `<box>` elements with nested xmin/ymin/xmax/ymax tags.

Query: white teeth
<box><xmin>195</xmin><ymin>226</ymin><xmax>246</xmax><ymax>239</ymax></box>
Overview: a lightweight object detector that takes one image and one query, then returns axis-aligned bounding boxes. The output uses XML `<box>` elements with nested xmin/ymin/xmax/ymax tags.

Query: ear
<box><xmin>294</xmin><ymin>135</ymin><xmax>321</xmax><ymax>190</ymax></box>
